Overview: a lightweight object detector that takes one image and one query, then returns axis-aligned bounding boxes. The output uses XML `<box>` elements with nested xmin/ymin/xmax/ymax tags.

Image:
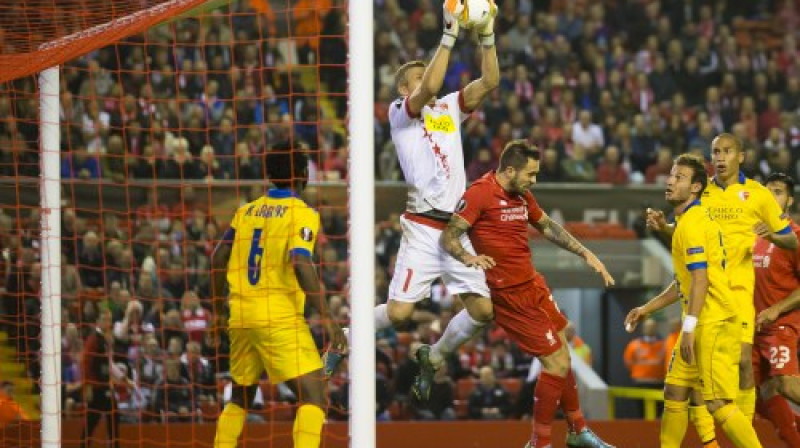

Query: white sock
<box><xmin>430</xmin><ymin>309</ymin><xmax>486</xmax><ymax>367</ymax></box>
<box><xmin>374</xmin><ymin>303</ymin><xmax>393</xmax><ymax>331</ymax></box>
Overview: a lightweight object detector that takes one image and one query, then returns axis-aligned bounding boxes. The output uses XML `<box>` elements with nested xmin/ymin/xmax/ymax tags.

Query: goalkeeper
<box><xmin>367</xmin><ymin>0</ymin><xmax>501</xmax><ymax>401</ymax></box>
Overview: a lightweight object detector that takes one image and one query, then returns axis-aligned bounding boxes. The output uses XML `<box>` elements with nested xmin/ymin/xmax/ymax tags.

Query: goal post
<box><xmin>39</xmin><ymin>65</ymin><xmax>61</xmax><ymax>448</ymax></box>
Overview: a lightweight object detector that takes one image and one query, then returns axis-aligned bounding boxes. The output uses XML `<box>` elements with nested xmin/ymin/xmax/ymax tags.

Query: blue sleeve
<box><xmin>777</xmin><ymin>225</ymin><xmax>792</xmax><ymax>235</ymax></box>
<box><xmin>221</xmin><ymin>228</ymin><xmax>235</xmax><ymax>244</ymax></box>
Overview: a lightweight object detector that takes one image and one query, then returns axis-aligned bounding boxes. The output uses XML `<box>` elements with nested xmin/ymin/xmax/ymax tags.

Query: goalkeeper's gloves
<box><xmin>476</xmin><ymin>0</ymin><xmax>497</xmax><ymax>47</ymax></box>
<box><xmin>441</xmin><ymin>0</ymin><xmax>465</xmax><ymax>49</ymax></box>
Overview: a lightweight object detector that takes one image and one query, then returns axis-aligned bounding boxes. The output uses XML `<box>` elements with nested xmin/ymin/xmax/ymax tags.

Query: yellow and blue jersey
<box><xmin>672</xmin><ymin>200</ymin><xmax>736</xmax><ymax>324</ymax></box>
<box><xmin>224</xmin><ymin>188</ymin><xmax>320</xmax><ymax>328</ymax></box>
<box><xmin>702</xmin><ymin>171</ymin><xmax>791</xmax><ymax>290</ymax></box>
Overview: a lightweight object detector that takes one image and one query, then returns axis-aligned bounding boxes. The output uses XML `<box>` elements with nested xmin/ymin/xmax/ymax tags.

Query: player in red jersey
<box><xmin>441</xmin><ymin>140</ymin><xmax>616</xmax><ymax>448</ymax></box>
<box><xmin>752</xmin><ymin>172</ymin><xmax>800</xmax><ymax>446</ymax></box>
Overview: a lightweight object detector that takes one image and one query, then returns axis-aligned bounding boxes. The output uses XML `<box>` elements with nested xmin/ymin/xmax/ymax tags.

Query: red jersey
<box><xmin>753</xmin><ymin>221</ymin><xmax>800</xmax><ymax>331</ymax></box>
<box><xmin>455</xmin><ymin>172</ymin><xmax>544</xmax><ymax>289</ymax></box>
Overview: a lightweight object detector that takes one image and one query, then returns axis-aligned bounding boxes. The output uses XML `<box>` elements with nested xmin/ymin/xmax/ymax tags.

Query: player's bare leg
<box><xmin>289</xmin><ymin>368</ymin><xmax>328</xmax><ymax>448</ymax></box>
<box><xmin>660</xmin><ymin>384</ymin><xmax>691</xmax><ymax>448</ymax></box>
<box><xmin>706</xmin><ymin>398</ymin><xmax>762</xmax><ymax>448</ymax></box>
<box><xmin>736</xmin><ymin>342</ymin><xmax>757</xmax><ymax>420</ymax></box>
<box><xmin>760</xmin><ymin>376</ymin><xmax>800</xmax><ymax>445</ymax></box>
<box><xmin>414</xmin><ymin>293</ymin><xmax>492</xmax><ymax>401</ymax></box>
<box><xmin>555</xmin><ymin>332</ymin><xmax>614</xmax><ymax>448</ymax></box>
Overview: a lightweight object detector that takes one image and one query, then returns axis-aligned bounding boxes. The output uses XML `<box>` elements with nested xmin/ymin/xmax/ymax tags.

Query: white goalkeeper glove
<box><xmin>441</xmin><ymin>0</ymin><xmax>465</xmax><ymax>49</ymax></box>
<box><xmin>476</xmin><ymin>0</ymin><xmax>497</xmax><ymax>47</ymax></box>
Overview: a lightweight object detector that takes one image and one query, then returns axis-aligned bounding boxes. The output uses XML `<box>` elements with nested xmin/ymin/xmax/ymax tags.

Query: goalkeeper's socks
<box><xmin>764</xmin><ymin>395</ymin><xmax>800</xmax><ymax>447</ymax></box>
<box><xmin>660</xmin><ymin>399</ymin><xmax>689</xmax><ymax>448</ymax></box>
<box><xmin>531</xmin><ymin>372</ymin><xmax>566</xmax><ymax>448</ymax></box>
<box><xmin>736</xmin><ymin>386</ymin><xmax>756</xmax><ymax>421</ymax></box>
<box><xmin>214</xmin><ymin>403</ymin><xmax>246</xmax><ymax>448</ymax></box>
<box><xmin>560</xmin><ymin>369</ymin><xmax>587</xmax><ymax>434</ymax></box>
<box><xmin>689</xmin><ymin>404</ymin><xmax>717</xmax><ymax>447</ymax></box>
<box><xmin>294</xmin><ymin>404</ymin><xmax>325</xmax><ymax>448</ymax></box>
<box><xmin>374</xmin><ymin>304</ymin><xmax>392</xmax><ymax>331</ymax></box>
<box><xmin>713</xmin><ymin>404</ymin><xmax>763</xmax><ymax>448</ymax></box>
<box><xmin>430</xmin><ymin>309</ymin><xmax>485</xmax><ymax>367</ymax></box>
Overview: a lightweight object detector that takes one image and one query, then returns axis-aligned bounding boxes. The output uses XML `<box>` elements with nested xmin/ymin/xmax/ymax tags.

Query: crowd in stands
<box><xmin>1</xmin><ymin>0</ymin><xmax>799</xmax><ymax>424</ymax></box>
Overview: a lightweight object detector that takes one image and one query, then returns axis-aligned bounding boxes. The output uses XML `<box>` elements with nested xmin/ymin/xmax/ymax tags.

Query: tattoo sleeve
<box><xmin>441</xmin><ymin>216</ymin><xmax>472</xmax><ymax>263</ymax></box>
<box><xmin>537</xmin><ymin>215</ymin><xmax>588</xmax><ymax>258</ymax></box>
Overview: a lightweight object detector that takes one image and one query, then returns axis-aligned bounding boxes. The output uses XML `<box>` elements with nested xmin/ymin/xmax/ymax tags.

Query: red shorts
<box><xmin>491</xmin><ymin>275</ymin><xmax>567</xmax><ymax>357</ymax></box>
<box><xmin>752</xmin><ymin>324</ymin><xmax>800</xmax><ymax>385</ymax></box>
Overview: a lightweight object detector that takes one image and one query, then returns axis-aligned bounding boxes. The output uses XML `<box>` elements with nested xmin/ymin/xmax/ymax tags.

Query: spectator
<box><xmin>623</xmin><ymin>318</ymin><xmax>665</xmax><ymax>387</ymax></box>
<box><xmin>154</xmin><ymin>358</ymin><xmax>194</xmax><ymax>422</ymax></box>
<box><xmin>538</xmin><ymin>147</ymin><xmax>564</xmax><ymax>182</ymax></box>
<box><xmin>561</xmin><ymin>144</ymin><xmax>596</xmax><ymax>182</ymax></box>
<box><xmin>61</xmin><ymin>147</ymin><xmax>101</xmax><ymax>179</ymax></box>
<box><xmin>82</xmin><ymin>309</ymin><xmax>121</xmax><ymax>448</ymax></box>
<box><xmin>180</xmin><ymin>341</ymin><xmax>215</xmax><ymax>402</ymax></box>
<box><xmin>468</xmin><ymin>366</ymin><xmax>511</xmax><ymax>420</ymax></box>
<box><xmin>0</xmin><ymin>381</ymin><xmax>30</xmax><ymax>428</ymax></box>
<box><xmin>486</xmin><ymin>341</ymin><xmax>515</xmax><ymax>379</ymax></box>
<box><xmin>595</xmin><ymin>145</ymin><xmax>629</xmax><ymax>185</ymax></box>
<box><xmin>645</xmin><ymin>148</ymin><xmax>674</xmax><ymax>185</ymax></box>
<box><xmin>571</xmin><ymin>110</ymin><xmax>604</xmax><ymax>159</ymax></box>
<box><xmin>466</xmin><ymin>147</ymin><xmax>497</xmax><ymax>182</ymax></box>
<box><xmin>180</xmin><ymin>291</ymin><xmax>210</xmax><ymax>344</ymax></box>
<box><xmin>113</xmin><ymin>300</ymin><xmax>155</xmax><ymax>367</ymax></box>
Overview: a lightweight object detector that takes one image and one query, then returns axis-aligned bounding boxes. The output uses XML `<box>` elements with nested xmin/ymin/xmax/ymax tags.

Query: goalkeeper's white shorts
<box><xmin>387</xmin><ymin>214</ymin><xmax>489</xmax><ymax>303</ymax></box>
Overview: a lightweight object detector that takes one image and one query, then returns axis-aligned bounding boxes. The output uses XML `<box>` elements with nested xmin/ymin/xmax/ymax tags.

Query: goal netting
<box><xmin>0</xmin><ymin>0</ymin><xmax>360</xmax><ymax>446</ymax></box>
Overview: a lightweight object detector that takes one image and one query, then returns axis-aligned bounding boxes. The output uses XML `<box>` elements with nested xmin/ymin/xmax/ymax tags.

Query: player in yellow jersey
<box><xmin>647</xmin><ymin>133</ymin><xmax>797</xmax><ymax>425</ymax></box>
<box><xmin>210</xmin><ymin>151</ymin><xmax>347</xmax><ymax>448</ymax></box>
<box><xmin>626</xmin><ymin>153</ymin><xmax>762</xmax><ymax>448</ymax></box>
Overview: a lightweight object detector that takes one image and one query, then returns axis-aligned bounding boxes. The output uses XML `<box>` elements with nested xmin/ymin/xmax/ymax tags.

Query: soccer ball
<box><xmin>458</xmin><ymin>0</ymin><xmax>494</xmax><ymax>30</ymax></box>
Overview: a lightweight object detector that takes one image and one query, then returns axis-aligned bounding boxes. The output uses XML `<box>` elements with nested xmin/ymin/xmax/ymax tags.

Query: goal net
<box><xmin>0</xmin><ymin>0</ymin><xmax>358</xmax><ymax>446</ymax></box>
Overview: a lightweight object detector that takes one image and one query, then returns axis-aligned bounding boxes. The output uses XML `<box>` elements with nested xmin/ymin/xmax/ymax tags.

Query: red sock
<box><xmin>532</xmin><ymin>372</ymin><xmax>566</xmax><ymax>448</ymax></box>
<box><xmin>765</xmin><ymin>395</ymin><xmax>800</xmax><ymax>447</ymax></box>
<box><xmin>560</xmin><ymin>369</ymin><xmax>587</xmax><ymax>433</ymax></box>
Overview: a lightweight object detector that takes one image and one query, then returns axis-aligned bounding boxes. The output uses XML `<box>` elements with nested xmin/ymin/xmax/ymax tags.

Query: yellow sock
<box><xmin>712</xmin><ymin>404</ymin><xmax>763</xmax><ymax>448</ymax></box>
<box><xmin>690</xmin><ymin>404</ymin><xmax>717</xmax><ymax>445</ymax></box>
<box><xmin>736</xmin><ymin>387</ymin><xmax>756</xmax><ymax>421</ymax></box>
<box><xmin>660</xmin><ymin>399</ymin><xmax>689</xmax><ymax>448</ymax></box>
<box><xmin>214</xmin><ymin>403</ymin><xmax>246</xmax><ymax>448</ymax></box>
<box><xmin>293</xmin><ymin>404</ymin><xmax>325</xmax><ymax>448</ymax></box>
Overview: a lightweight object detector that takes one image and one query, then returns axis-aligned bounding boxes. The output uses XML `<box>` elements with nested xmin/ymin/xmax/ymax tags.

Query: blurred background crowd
<box><xmin>1</xmin><ymin>0</ymin><xmax>799</xmax><ymax>423</ymax></box>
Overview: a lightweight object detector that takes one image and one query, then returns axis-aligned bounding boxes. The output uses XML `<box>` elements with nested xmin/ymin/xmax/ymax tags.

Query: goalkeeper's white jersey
<box><xmin>388</xmin><ymin>91</ymin><xmax>470</xmax><ymax>214</ymax></box>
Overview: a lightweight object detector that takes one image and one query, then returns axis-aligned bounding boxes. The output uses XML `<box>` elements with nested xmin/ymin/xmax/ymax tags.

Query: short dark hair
<box><xmin>265</xmin><ymin>151</ymin><xmax>309</xmax><ymax>189</ymax></box>
<box><xmin>499</xmin><ymin>140</ymin><xmax>540</xmax><ymax>171</ymax></box>
<box><xmin>714</xmin><ymin>132</ymin><xmax>744</xmax><ymax>153</ymax></box>
<box><xmin>766</xmin><ymin>172</ymin><xmax>796</xmax><ymax>195</ymax></box>
<box><xmin>395</xmin><ymin>60</ymin><xmax>426</xmax><ymax>94</ymax></box>
<box><xmin>675</xmin><ymin>153</ymin><xmax>708</xmax><ymax>195</ymax></box>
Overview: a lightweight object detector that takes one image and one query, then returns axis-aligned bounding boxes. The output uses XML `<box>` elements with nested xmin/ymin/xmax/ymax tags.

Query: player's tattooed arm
<box><xmin>441</xmin><ymin>216</ymin><xmax>473</xmax><ymax>264</ymax></box>
<box><xmin>442</xmin><ymin>215</ymin><xmax>496</xmax><ymax>270</ymax></box>
<box><xmin>533</xmin><ymin>214</ymin><xmax>588</xmax><ymax>257</ymax></box>
<box><xmin>534</xmin><ymin>213</ymin><xmax>616</xmax><ymax>286</ymax></box>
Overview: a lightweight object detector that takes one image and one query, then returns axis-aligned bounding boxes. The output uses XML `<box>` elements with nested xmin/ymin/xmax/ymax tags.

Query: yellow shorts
<box><xmin>732</xmin><ymin>286</ymin><xmax>754</xmax><ymax>344</ymax></box>
<box><xmin>665</xmin><ymin>317</ymin><xmax>742</xmax><ymax>401</ymax></box>
<box><xmin>228</xmin><ymin>325</ymin><xmax>323</xmax><ymax>385</ymax></box>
